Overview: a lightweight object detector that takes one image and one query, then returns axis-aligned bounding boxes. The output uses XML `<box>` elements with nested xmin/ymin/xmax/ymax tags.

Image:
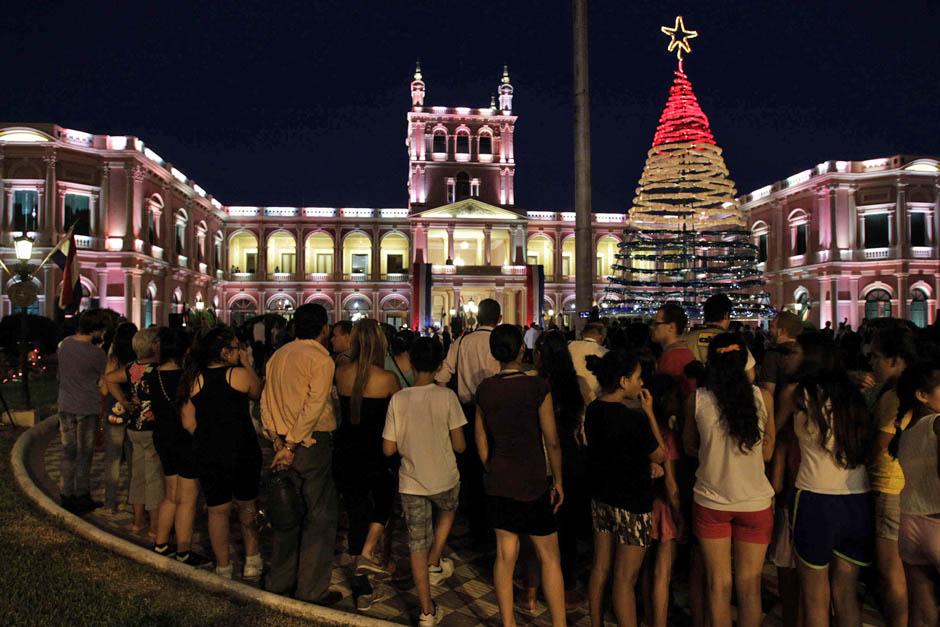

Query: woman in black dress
<box><xmin>180</xmin><ymin>326</ymin><xmax>263</xmax><ymax>579</ymax></box>
<box><xmin>147</xmin><ymin>327</ymin><xmax>209</xmax><ymax>566</ymax></box>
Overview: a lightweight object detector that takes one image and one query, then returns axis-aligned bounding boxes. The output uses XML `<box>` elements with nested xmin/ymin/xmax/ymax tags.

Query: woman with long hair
<box><xmin>585</xmin><ymin>350</ymin><xmax>665</xmax><ymax>627</ymax></box>
<box><xmin>475</xmin><ymin>324</ymin><xmax>566</xmax><ymax>627</ymax></box>
<box><xmin>682</xmin><ymin>333</ymin><xmax>775</xmax><ymax>627</ymax></box>
<box><xmin>180</xmin><ymin>326</ymin><xmax>263</xmax><ymax>579</ymax></box>
<box><xmin>100</xmin><ymin>321</ymin><xmax>138</xmax><ymax>512</ymax></box>
<box><xmin>535</xmin><ymin>329</ymin><xmax>586</xmax><ymax>608</ymax></box>
<box><xmin>890</xmin><ymin>360</ymin><xmax>940</xmax><ymax>627</ymax></box>
<box><xmin>867</xmin><ymin>325</ymin><xmax>917</xmax><ymax>627</ymax></box>
<box><xmin>334</xmin><ymin>318</ymin><xmax>400</xmax><ymax>610</ymax></box>
<box><xmin>777</xmin><ymin>331</ymin><xmax>872</xmax><ymax>627</ymax></box>
<box><xmin>147</xmin><ymin>327</ymin><xmax>209</xmax><ymax>566</ymax></box>
<box><xmin>385</xmin><ymin>327</ymin><xmax>416</xmax><ymax>389</ymax></box>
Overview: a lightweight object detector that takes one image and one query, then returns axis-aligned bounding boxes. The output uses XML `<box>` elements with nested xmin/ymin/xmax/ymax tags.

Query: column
<box><xmin>42</xmin><ymin>152</ymin><xmax>57</xmax><ymax>244</ymax></box>
<box><xmin>123</xmin><ymin>271</ymin><xmax>134</xmax><ymax>322</ymax></box>
<box><xmin>849</xmin><ymin>276</ymin><xmax>860</xmax><ymax>329</ymax></box>
<box><xmin>847</xmin><ymin>185</ymin><xmax>858</xmax><ymax>257</ymax></box>
<box><xmin>124</xmin><ymin>164</ymin><xmax>143</xmax><ymax>251</ymax></box>
<box><xmin>296</xmin><ymin>229</ymin><xmax>305</xmax><ymax>278</ymax></box>
<box><xmin>484</xmin><ymin>225</ymin><xmax>492</xmax><ymax>266</ymax></box>
<box><xmin>257</xmin><ymin>229</ymin><xmax>267</xmax><ymax>277</ymax></box>
<box><xmin>97</xmin><ymin>270</ymin><xmax>109</xmax><ymax>310</ymax></box>
<box><xmin>89</xmin><ymin>191</ymin><xmax>99</xmax><ymax>240</ymax></box>
<box><xmin>412</xmin><ymin>222</ymin><xmax>425</xmax><ymax>264</ymax></box>
<box><xmin>2</xmin><ymin>185</ymin><xmax>12</xmax><ymax>239</ymax></box>
<box><xmin>553</xmin><ymin>228</ymin><xmax>563</xmax><ymax>280</ymax></box>
<box><xmin>333</xmin><ymin>227</ymin><xmax>342</xmax><ymax>279</ymax></box>
<box><xmin>817</xmin><ymin>275</ymin><xmax>830</xmax><ymax>328</ymax></box>
<box><xmin>897</xmin><ymin>273</ymin><xmax>909</xmax><ymax>321</ymax></box>
<box><xmin>99</xmin><ymin>166</ymin><xmax>111</xmax><ymax>242</ymax></box>
<box><xmin>446</xmin><ymin>225</ymin><xmax>455</xmax><ymax>263</ymax></box>
<box><xmin>372</xmin><ymin>227</ymin><xmax>381</xmax><ymax>280</ymax></box>
<box><xmin>896</xmin><ymin>182</ymin><xmax>909</xmax><ymax>258</ymax></box>
<box><xmin>827</xmin><ymin>185</ymin><xmax>838</xmax><ymax>254</ymax></box>
<box><xmin>772</xmin><ymin>202</ymin><xmax>785</xmax><ymax>271</ymax></box>
<box><xmin>830</xmin><ymin>276</ymin><xmax>838</xmax><ymax>329</ymax></box>
<box><xmin>514</xmin><ymin>224</ymin><xmax>526</xmax><ymax>265</ymax></box>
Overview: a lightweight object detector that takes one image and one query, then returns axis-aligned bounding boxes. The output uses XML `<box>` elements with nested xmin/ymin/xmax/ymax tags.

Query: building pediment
<box><xmin>414</xmin><ymin>198</ymin><xmax>525</xmax><ymax>221</ymax></box>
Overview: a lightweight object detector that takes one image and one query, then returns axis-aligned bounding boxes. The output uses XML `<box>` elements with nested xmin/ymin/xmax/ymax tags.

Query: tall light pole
<box><xmin>573</xmin><ymin>0</ymin><xmax>594</xmax><ymax>332</ymax></box>
<box><xmin>9</xmin><ymin>234</ymin><xmax>37</xmax><ymax>409</ymax></box>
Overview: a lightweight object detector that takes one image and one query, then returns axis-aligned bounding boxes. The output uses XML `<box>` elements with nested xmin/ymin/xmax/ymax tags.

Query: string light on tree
<box><xmin>601</xmin><ymin>16</ymin><xmax>772</xmax><ymax>319</ymax></box>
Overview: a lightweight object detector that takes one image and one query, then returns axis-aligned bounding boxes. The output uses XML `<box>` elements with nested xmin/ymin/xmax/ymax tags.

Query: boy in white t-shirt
<box><xmin>383</xmin><ymin>337</ymin><xmax>467</xmax><ymax>626</ymax></box>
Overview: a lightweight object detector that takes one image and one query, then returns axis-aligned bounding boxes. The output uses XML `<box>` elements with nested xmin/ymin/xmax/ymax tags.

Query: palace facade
<box><xmin>1</xmin><ymin>65</ymin><xmax>938</xmax><ymax>329</ymax></box>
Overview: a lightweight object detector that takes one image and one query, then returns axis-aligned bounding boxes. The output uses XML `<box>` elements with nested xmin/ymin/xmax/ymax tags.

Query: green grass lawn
<box><xmin>0</xmin><ymin>429</ymin><xmax>312</xmax><ymax>627</ymax></box>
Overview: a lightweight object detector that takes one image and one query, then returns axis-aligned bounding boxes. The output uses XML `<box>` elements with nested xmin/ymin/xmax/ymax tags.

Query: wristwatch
<box><xmin>284</xmin><ymin>441</ymin><xmax>298</xmax><ymax>453</ymax></box>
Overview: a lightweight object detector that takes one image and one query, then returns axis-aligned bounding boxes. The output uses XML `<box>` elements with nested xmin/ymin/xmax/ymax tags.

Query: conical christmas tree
<box><xmin>602</xmin><ymin>17</ymin><xmax>772</xmax><ymax>319</ymax></box>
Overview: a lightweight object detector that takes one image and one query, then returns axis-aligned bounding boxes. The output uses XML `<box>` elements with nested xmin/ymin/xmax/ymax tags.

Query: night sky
<box><xmin>5</xmin><ymin>1</ymin><xmax>939</xmax><ymax>211</ymax></box>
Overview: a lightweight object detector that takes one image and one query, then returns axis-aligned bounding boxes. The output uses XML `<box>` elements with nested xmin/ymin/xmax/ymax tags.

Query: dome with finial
<box><xmin>411</xmin><ymin>60</ymin><xmax>425</xmax><ymax>108</ymax></box>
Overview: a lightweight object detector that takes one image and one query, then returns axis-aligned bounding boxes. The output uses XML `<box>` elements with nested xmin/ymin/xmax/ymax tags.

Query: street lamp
<box><xmin>194</xmin><ymin>300</ymin><xmax>205</xmax><ymax>312</ymax></box>
<box><xmin>9</xmin><ymin>234</ymin><xmax>37</xmax><ymax>409</ymax></box>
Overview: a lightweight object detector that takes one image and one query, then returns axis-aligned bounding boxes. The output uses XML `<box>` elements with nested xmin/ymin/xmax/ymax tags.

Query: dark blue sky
<box><xmin>5</xmin><ymin>1</ymin><xmax>939</xmax><ymax>210</ymax></box>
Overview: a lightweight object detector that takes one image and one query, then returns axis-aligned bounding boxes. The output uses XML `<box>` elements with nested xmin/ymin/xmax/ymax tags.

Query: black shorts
<box><xmin>198</xmin><ymin>441</ymin><xmax>262</xmax><ymax>507</ymax></box>
<box><xmin>153</xmin><ymin>432</ymin><xmax>198</xmax><ymax>480</ymax></box>
<box><xmin>486</xmin><ymin>489</ymin><xmax>557</xmax><ymax>536</ymax></box>
<box><xmin>791</xmin><ymin>489</ymin><xmax>874</xmax><ymax>568</ymax></box>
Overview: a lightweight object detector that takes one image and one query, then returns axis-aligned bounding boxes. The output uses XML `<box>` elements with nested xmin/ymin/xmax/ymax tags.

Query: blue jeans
<box><xmin>103</xmin><ymin>422</ymin><xmax>130</xmax><ymax>509</ymax></box>
<box><xmin>58</xmin><ymin>413</ymin><xmax>97</xmax><ymax>497</ymax></box>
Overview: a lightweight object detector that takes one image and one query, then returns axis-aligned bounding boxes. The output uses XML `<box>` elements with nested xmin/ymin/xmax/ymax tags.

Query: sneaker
<box><xmin>215</xmin><ymin>564</ymin><xmax>233</xmax><ymax>579</ymax></box>
<box><xmin>152</xmin><ymin>543</ymin><xmax>175</xmax><ymax>558</ymax></box>
<box><xmin>418</xmin><ymin>603</ymin><xmax>444</xmax><ymax>626</ymax></box>
<box><xmin>175</xmin><ymin>551</ymin><xmax>212</xmax><ymax>568</ymax></box>
<box><xmin>354</xmin><ymin>554</ymin><xmax>389</xmax><ymax>576</ymax></box>
<box><xmin>355</xmin><ymin>589</ymin><xmax>374</xmax><ymax>611</ymax></box>
<box><xmin>243</xmin><ymin>554</ymin><xmax>263</xmax><ymax>579</ymax></box>
<box><xmin>428</xmin><ymin>557</ymin><xmax>454</xmax><ymax>586</ymax></box>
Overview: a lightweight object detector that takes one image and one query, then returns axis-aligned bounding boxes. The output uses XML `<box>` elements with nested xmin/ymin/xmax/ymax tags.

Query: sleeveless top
<box><xmin>145</xmin><ymin>367</ymin><xmax>187</xmax><ymax>445</ymax></box>
<box><xmin>793</xmin><ymin>389</ymin><xmax>869</xmax><ymax>495</ymax></box>
<box><xmin>693</xmin><ymin>386</ymin><xmax>774</xmax><ymax>511</ymax></box>
<box><xmin>337</xmin><ymin>394</ymin><xmax>392</xmax><ymax>466</ymax></box>
<box><xmin>897</xmin><ymin>413</ymin><xmax>940</xmax><ymax>515</ymax></box>
<box><xmin>104</xmin><ymin>361</ymin><xmax>137</xmax><ymax>427</ymax></box>
<box><xmin>126</xmin><ymin>362</ymin><xmax>156</xmax><ymax>432</ymax></box>
<box><xmin>190</xmin><ymin>366</ymin><xmax>256</xmax><ymax>457</ymax></box>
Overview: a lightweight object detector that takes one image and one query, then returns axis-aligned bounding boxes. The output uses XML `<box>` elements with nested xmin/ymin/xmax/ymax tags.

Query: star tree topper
<box><xmin>661</xmin><ymin>15</ymin><xmax>698</xmax><ymax>62</ymax></box>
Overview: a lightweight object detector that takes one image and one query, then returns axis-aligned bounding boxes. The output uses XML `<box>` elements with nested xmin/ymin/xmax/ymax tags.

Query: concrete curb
<box><xmin>11</xmin><ymin>415</ymin><xmax>396</xmax><ymax>627</ymax></box>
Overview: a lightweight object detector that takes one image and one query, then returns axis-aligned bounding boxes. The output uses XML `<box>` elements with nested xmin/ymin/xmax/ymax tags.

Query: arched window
<box><xmin>143</xmin><ymin>290</ymin><xmax>154</xmax><ymax>328</ymax></box>
<box><xmin>64</xmin><ymin>193</ymin><xmax>91</xmax><ymax>236</ymax></box>
<box><xmin>455</xmin><ymin>129</ymin><xmax>470</xmax><ymax>156</ymax></box>
<box><xmin>344</xmin><ymin>297</ymin><xmax>371</xmax><ymax>321</ymax></box>
<box><xmin>229</xmin><ymin>297</ymin><xmax>256</xmax><ymax>327</ymax></box>
<box><xmin>174</xmin><ymin>210</ymin><xmax>188</xmax><ymax>256</ymax></box>
<box><xmin>455</xmin><ymin>172</ymin><xmax>471</xmax><ymax>202</ymax></box>
<box><xmin>432</xmin><ymin>130</ymin><xmax>447</xmax><ymax>155</ymax></box>
<box><xmin>478</xmin><ymin>132</ymin><xmax>493</xmax><ymax>157</ymax></box>
<box><xmin>788</xmin><ymin>210</ymin><xmax>808</xmax><ymax>256</ymax></box>
<box><xmin>865</xmin><ymin>288</ymin><xmax>892</xmax><ymax>320</ymax></box>
<box><xmin>910</xmin><ymin>289</ymin><xmax>928</xmax><ymax>328</ymax></box>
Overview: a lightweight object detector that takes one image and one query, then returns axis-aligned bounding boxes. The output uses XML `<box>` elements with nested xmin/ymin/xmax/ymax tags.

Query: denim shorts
<box><xmin>401</xmin><ymin>484</ymin><xmax>460</xmax><ymax>552</ymax></box>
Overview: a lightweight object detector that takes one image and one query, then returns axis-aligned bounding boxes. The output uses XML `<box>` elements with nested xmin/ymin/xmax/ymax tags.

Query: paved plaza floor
<box><xmin>30</xmin><ymin>422</ymin><xmax>887</xmax><ymax>626</ymax></box>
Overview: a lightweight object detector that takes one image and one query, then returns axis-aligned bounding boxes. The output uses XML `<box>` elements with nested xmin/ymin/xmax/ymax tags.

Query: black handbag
<box><xmin>263</xmin><ymin>469</ymin><xmax>304</xmax><ymax>532</ymax></box>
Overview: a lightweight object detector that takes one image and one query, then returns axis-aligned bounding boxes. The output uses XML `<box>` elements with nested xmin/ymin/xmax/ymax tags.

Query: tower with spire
<box><xmin>601</xmin><ymin>17</ymin><xmax>771</xmax><ymax>319</ymax></box>
<box><xmin>405</xmin><ymin>63</ymin><xmax>518</xmax><ymax>212</ymax></box>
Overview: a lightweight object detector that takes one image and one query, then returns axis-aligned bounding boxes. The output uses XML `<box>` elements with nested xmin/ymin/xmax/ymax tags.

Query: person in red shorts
<box><xmin>682</xmin><ymin>333</ymin><xmax>776</xmax><ymax>627</ymax></box>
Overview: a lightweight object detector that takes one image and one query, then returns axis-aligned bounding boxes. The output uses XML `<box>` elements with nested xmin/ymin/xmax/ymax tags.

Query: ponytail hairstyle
<box><xmin>348</xmin><ymin>319</ymin><xmax>387</xmax><ymax>425</ymax></box>
<box><xmin>889</xmin><ymin>360</ymin><xmax>940</xmax><ymax>458</ymax></box>
<box><xmin>536</xmin><ymin>330</ymin><xmax>584</xmax><ymax>433</ymax></box>
<box><xmin>585</xmin><ymin>349</ymin><xmax>641</xmax><ymax>395</ymax></box>
<box><xmin>704</xmin><ymin>333</ymin><xmax>761</xmax><ymax>452</ymax></box>
<box><xmin>795</xmin><ymin>331</ymin><xmax>871</xmax><ymax>468</ymax></box>
<box><xmin>178</xmin><ymin>326</ymin><xmax>237</xmax><ymax>404</ymax></box>
<box><xmin>109</xmin><ymin>322</ymin><xmax>139</xmax><ymax>367</ymax></box>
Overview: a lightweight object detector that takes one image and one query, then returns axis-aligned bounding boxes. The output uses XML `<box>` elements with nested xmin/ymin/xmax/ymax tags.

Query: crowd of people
<box><xmin>53</xmin><ymin>293</ymin><xmax>940</xmax><ymax>627</ymax></box>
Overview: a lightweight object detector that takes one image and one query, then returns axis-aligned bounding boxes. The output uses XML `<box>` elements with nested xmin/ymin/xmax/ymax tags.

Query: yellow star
<box><xmin>661</xmin><ymin>15</ymin><xmax>698</xmax><ymax>61</ymax></box>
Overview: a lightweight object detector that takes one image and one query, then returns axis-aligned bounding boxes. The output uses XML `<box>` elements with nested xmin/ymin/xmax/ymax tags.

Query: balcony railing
<box><xmin>343</xmin><ymin>272</ymin><xmax>370</xmax><ymax>282</ymax></box>
<box><xmin>231</xmin><ymin>272</ymin><xmax>256</xmax><ymax>281</ymax></box>
<box><xmin>268</xmin><ymin>272</ymin><xmax>294</xmax><ymax>281</ymax></box>
<box><xmin>912</xmin><ymin>246</ymin><xmax>933</xmax><ymax>259</ymax></box>
<box><xmin>150</xmin><ymin>244</ymin><xmax>164</xmax><ymax>260</ymax></box>
<box><xmin>788</xmin><ymin>254</ymin><xmax>806</xmax><ymax>267</ymax></box>
<box><xmin>863</xmin><ymin>247</ymin><xmax>890</xmax><ymax>260</ymax></box>
<box><xmin>74</xmin><ymin>235</ymin><xmax>94</xmax><ymax>249</ymax></box>
<box><xmin>306</xmin><ymin>272</ymin><xmax>332</xmax><ymax>282</ymax></box>
<box><xmin>382</xmin><ymin>272</ymin><xmax>409</xmax><ymax>282</ymax></box>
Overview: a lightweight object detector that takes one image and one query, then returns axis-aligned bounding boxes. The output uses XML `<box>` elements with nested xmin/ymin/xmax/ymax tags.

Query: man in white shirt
<box><xmin>523</xmin><ymin>324</ymin><xmax>541</xmax><ymax>362</ymax></box>
<box><xmin>435</xmin><ymin>298</ymin><xmax>501</xmax><ymax>545</ymax></box>
<box><xmin>568</xmin><ymin>322</ymin><xmax>609</xmax><ymax>404</ymax></box>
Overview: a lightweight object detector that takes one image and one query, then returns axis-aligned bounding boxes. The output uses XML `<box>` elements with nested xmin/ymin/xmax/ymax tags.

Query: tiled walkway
<box><xmin>32</xmin><ymin>422</ymin><xmax>886</xmax><ymax>626</ymax></box>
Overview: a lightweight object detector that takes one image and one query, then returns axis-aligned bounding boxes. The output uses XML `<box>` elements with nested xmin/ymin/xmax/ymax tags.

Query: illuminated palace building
<box><xmin>1</xmin><ymin>65</ymin><xmax>939</xmax><ymax>329</ymax></box>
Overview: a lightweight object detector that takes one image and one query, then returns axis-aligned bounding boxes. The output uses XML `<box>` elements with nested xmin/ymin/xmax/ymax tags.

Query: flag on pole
<box><xmin>50</xmin><ymin>228</ymin><xmax>82</xmax><ymax>311</ymax></box>
<box><xmin>411</xmin><ymin>262</ymin><xmax>432</xmax><ymax>332</ymax></box>
<box><xmin>525</xmin><ymin>264</ymin><xmax>545</xmax><ymax>326</ymax></box>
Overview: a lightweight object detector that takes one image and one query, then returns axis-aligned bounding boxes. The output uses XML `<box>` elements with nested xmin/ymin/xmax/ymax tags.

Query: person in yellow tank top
<box><xmin>867</xmin><ymin>326</ymin><xmax>916</xmax><ymax>627</ymax></box>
